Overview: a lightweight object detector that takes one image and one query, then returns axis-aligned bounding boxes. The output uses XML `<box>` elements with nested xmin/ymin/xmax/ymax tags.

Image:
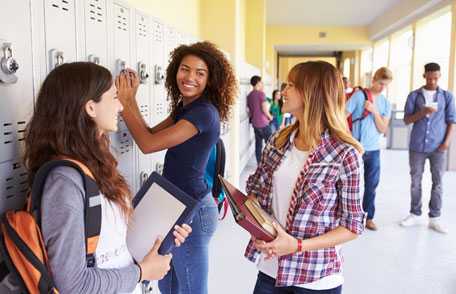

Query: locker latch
<box><xmin>0</xmin><ymin>42</ymin><xmax>19</xmax><ymax>84</ymax></box>
<box><xmin>139</xmin><ymin>171</ymin><xmax>149</xmax><ymax>187</ymax></box>
<box><xmin>154</xmin><ymin>65</ymin><xmax>164</xmax><ymax>84</ymax></box>
<box><xmin>88</xmin><ymin>55</ymin><xmax>100</xmax><ymax>65</ymax></box>
<box><xmin>138</xmin><ymin>62</ymin><xmax>149</xmax><ymax>84</ymax></box>
<box><xmin>49</xmin><ymin>49</ymin><xmax>65</xmax><ymax>70</ymax></box>
<box><xmin>116</xmin><ymin>59</ymin><xmax>126</xmax><ymax>75</ymax></box>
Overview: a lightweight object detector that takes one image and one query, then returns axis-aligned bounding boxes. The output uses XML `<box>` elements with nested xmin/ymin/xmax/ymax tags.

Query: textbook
<box><xmin>127</xmin><ymin>172</ymin><xmax>198</xmax><ymax>261</ymax></box>
<box><xmin>218</xmin><ymin>175</ymin><xmax>277</xmax><ymax>241</ymax></box>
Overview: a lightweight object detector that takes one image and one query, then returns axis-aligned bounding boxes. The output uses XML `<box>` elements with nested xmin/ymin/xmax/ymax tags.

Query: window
<box><xmin>413</xmin><ymin>8</ymin><xmax>452</xmax><ymax>89</ymax></box>
<box><xmin>360</xmin><ymin>48</ymin><xmax>373</xmax><ymax>87</ymax></box>
<box><xmin>373</xmin><ymin>38</ymin><xmax>389</xmax><ymax>71</ymax></box>
<box><xmin>389</xmin><ymin>27</ymin><xmax>413</xmax><ymax>108</ymax></box>
<box><xmin>343</xmin><ymin>58</ymin><xmax>351</xmax><ymax>80</ymax></box>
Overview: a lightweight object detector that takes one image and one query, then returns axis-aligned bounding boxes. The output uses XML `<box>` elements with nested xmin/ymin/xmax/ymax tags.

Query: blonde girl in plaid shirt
<box><xmin>245</xmin><ymin>61</ymin><xmax>365</xmax><ymax>294</ymax></box>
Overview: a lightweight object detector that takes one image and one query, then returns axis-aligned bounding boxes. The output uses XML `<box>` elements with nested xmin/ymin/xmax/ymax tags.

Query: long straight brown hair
<box><xmin>24</xmin><ymin>62</ymin><xmax>132</xmax><ymax>216</ymax></box>
<box><xmin>275</xmin><ymin>61</ymin><xmax>363</xmax><ymax>154</ymax></box>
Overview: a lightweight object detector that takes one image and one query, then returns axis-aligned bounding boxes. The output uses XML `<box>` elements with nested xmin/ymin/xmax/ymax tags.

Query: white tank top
<box><xmin>95</xmin><ymin>195</ymin><xmax>141</xmax><ymax>294</ymax></box>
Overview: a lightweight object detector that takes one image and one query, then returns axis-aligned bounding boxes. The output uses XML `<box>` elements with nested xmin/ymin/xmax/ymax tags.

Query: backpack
<box><xmin>204</xmin><ymin>139</ymin><xmax>228</xmax><ymax>220</ymax></box>
<box><xmin>0</xmin><ymin>159</ymin><xmax>102</xmax><ymax>294</ymax></box>
<box><xmin>346</xmin><ymin>87</ymin><xmax>373</xmax><ymax>131</ymax></box>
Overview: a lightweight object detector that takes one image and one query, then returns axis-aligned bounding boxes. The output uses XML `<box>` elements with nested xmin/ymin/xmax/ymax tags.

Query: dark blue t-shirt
<box><xmin>163</xmin><ymin>98</ymin><xmax>220</xmax><ymax>200</ymax></box>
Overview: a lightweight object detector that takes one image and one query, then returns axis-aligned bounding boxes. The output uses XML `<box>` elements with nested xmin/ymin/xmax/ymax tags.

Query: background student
<box><xmin>346</xmin><ymin>67</ymin><xmax>393</xmax><ymax>231</ymax></box>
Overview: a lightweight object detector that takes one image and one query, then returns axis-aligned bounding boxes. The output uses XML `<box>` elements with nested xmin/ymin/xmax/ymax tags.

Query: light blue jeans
<box><xmin>158</xmin><ymin>193</ymin><xmax>218</xmax><ymax>294</ymax></box>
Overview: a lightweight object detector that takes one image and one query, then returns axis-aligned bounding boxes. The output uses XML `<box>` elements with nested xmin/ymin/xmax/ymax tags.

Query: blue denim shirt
<box><xmin>404</xmin><ymin>87</ymin><xmax>456</xmax><ymax>153</ymax></box>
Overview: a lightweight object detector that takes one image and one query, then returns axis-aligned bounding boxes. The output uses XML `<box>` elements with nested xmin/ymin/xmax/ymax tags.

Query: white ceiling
<box><xmin>266</xmin><ymin>0</ymin><xmax>401</xmax><ymax>26</ymax></box>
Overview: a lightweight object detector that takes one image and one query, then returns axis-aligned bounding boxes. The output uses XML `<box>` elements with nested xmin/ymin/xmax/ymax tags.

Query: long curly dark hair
<box><xmin>23</xmin><ymin>62</ymin><xmax>132</xmax><ymax>216</ymax></box>
<box><xmin>165</xmin><ymin>41</ymin><xmax>237</xmax><ymax>122</ymax></box>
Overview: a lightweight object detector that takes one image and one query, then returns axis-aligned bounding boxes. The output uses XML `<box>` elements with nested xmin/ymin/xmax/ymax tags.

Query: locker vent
<box><xmin>116</xmin><ymin>9</ymin><xmax>128</xmax><ymax>32</ymax></box>
<box><xmin>119</xmin><ymin>131</ymin><xmax>132</xmax><ymax>155</ymax></box>
<box><xmin>153</xmin><ymin>22</ymin><xmax>163</xmax><ymax>42</ymax></box>
<box><xmin>2</xmin><ymin>121</ymin><xmax>27</xmax><ymax>145</ymax></box>
<box><xmin>138</xmin><ymin>16</ymin><xmax>147</xmax><ymax>38</ymax></box>
<box><xmin>140</xmin><ymin>104</ymin><xmax>149</xmax><ymax>120</ymax></box>
<box><xmin>2</xmin><ymin>161</ymin><xmax>28</xmax><ymax>200</ymax></box>
<box><xmin>51</xmin><ymin>0</ymin><xmax>71</xmax><ymax>12</ymax></box>
<box><xmin>88</xmin><ymin>0</ymin><xmax>104</xmax><ymax>23</ymax></box>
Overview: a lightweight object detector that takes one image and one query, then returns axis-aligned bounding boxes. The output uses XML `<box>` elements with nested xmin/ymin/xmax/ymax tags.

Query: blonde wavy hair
<box><xmin>275</xmin><ymin>61</ymin><xmax>363</xmax><ymax>154</ymax></box>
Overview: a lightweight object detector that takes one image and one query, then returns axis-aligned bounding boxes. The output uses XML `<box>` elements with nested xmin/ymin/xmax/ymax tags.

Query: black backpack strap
<box><xmin>212</xmin><ymin>139</ymin><xmax>226</xmax><ymax>200</ymax></box>
<box><xmin>30</xmin><ymin>160</ymin><xmax>101</xmax><ymax>268</ymax></box>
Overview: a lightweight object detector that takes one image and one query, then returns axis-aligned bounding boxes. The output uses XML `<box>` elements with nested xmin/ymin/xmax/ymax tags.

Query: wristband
<box><xmin>297</xmin><ymin>239</ymin><xmax>302</xmax><ymax>253</ymax></box>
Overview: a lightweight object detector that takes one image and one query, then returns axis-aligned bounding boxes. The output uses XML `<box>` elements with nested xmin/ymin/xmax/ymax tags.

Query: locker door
<box><xmin>150</xmin><ymin>19</ymin><xmax>167</xmax><ymax>172</ymax></box>
<box><xmin>110</xmin><ymin>1</ymin><xmax>136</xmax><ymax>191</ymax></box>
<box><xmin>0</xmin><ymin>0</ymin><xmax>35</xmax><ymax>213</ymax></box>
<box><xmin>77</xmin><ymin>0</ymin><xmax>109</xmax><ymax>66</ymax></box>
<box><xmin>43</xmin><ymin>0</ymin><xmax>78</xmax><ymax>73</ymax></box>
<box><xmin>134</xmin><ymin>12</ymin><xmax>154</xmax><ymax>189</ymax></box>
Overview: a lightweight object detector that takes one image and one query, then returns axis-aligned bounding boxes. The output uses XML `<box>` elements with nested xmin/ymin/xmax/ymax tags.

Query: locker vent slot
<box><xmin>2</xmin><ymin>121</ymin><xmax>28</xmax><ymax>144</ymax></box>
<box><xmin>116</xmin><ymin>8</ymin><xmax>129</xmax><ymax>32</ymax></box>
<box><xmin>2</xmin><ymin>162</ymin><xmax>28</xmax><ymax>200</ymax></box>
<box><xmin>51</xmin><ymin>0</ymin><xmax>71</xmax><ymax>12</ymax></box>
<box><xmin>88</xmin><ymin>0</ymin><xmax>104</xmax><ymax>23</ymax></box>
<box><xmin>138</xmin><ymin>17</ymin><xmax>147</xmax><ymax>38</ymax></box>
<box><xmin>153</xmin><ymin>22</ymin><xmax>163</xmax><ymax>42</ymax></box>
<box><xmin>140</xmin><ymin>105</ymin><xmax>149</xmax><ymax>120</ymax></box>
<box><xmin>119</xmin><ymin>132</ymin><xmax>132</xmax><ymax>155</ymax></box>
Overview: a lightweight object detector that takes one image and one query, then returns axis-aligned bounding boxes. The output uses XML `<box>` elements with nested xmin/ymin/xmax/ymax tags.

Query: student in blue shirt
<box><xmin>116</xmin><ymin>42</ymin><xmax>237</xmax><ymax>294</ymax></box>
<box><xmin>346</xmin><ymin>67</ymin><xmax>392</xmax><ymax>231</ymax></box>
<box><xmin>400</xmin><ymin>62</ymin><xmax>456</xmax><ymax>234</ymax></box>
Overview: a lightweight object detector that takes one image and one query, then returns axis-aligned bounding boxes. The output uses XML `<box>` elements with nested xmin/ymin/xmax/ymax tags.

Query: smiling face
<box><xmin>86</xmin><ymin>83</ymin><xmax>123</xmax><ymax>134</ymax></box>
<box><xmin>176</xmin><ymin>54</ymin><xmax>209</xmax><ymax>100</ymax></box>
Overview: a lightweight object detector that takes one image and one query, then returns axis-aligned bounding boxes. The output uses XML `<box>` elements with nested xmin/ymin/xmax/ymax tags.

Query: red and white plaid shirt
<box><xmin>245</xmin><ymin>130</ymin><xmax>365</xmax><ymax>287</ymax></box>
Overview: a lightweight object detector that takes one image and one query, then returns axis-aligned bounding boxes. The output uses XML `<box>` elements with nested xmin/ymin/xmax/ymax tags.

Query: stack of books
<box><xmin>218</xmin><ymin>175</ymin><xmax>277</xmax><ymax>241</ymax></box>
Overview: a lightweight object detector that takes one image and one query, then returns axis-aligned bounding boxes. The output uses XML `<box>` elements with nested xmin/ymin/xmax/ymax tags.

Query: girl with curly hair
<box><xmin>116</xmin><ymin>41</ymin><xmax>237</xmax><ymax>294</ymax></box>
<box><xmin>24</xmin><ymin>62</ymin><xmax>191</xmax><ymax>293</ymax></box>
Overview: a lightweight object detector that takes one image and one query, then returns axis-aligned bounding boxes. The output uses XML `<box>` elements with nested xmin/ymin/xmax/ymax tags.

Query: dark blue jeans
<box><xmin>254</xmin><ymin>125</ymin><xmax>272</xmax><ymax>163</ymax></box>
<box><xmin>253</xmin><ymin>272</ymin><xmax>342</xmax><ymax>294</ymax></box>
<box><xmin>158</xmin><ymin>194</ymin><xmax>218</xmax><ymax>294</ymax></box>
<box><xmin>362</xmin><ymin>150</ymin><xmax>381</xmax><ymax>220</ymax></box>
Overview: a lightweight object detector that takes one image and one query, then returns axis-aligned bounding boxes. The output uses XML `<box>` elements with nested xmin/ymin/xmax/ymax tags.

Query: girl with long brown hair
<box><xmin>116</xmin><ymin>41</ymin><xmax>237</xmax><ymax>294</ymax></box>
<box><xmin>24</xmin><ymin>62</ymin><xmax>191</xmax><ymax>293</ymax></box>
<box><xmin>244</xmin><ymin>61</ymin><xmax>365</xmax><ymax>294</ymax></box>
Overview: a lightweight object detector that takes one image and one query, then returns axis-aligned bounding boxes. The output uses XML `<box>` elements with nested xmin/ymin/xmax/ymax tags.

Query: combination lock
<box><xmin>0</xmin><ymin>42</ymin><xmax>19</xmax><ymax>84</ymax></box>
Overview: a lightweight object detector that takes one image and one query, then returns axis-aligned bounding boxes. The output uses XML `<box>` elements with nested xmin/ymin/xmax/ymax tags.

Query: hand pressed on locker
<box><xmin>115</xmin><ymin>69</ymin><xmax>140</xmax><ymax>109</ymax></box>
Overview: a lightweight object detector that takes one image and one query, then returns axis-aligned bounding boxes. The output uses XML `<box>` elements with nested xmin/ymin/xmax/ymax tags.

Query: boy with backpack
<box><xmin>346</xmin><ymin>67</ymin><xmax>393</xmax><ymax>231</ymax></box>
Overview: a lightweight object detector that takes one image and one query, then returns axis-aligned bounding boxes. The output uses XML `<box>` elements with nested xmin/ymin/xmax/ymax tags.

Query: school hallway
<box><xmin>207</xmin><ymin>149</ymin><xmax>456</xmax><ymax>294</ymax></box>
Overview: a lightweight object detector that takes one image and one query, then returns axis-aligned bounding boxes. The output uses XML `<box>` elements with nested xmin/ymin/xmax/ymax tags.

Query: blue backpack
<box><xmin>204</xmin><ymin>138</ymin><xmax>228</xmax><ymax>219</ymax></box>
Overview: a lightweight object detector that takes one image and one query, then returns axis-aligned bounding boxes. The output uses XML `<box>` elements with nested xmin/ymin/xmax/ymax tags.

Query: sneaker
<box><xmin>366</xmin><ymin>219</ymin><xmax>378</xmax><ymax>231</ymax></box>
<box><xmin>400</xmin><ymin>214</ymin><xmax>422</xmax><ymax>227</ymax></box>
<box><xmin>429</xmin><ymin>218</ymin><xmax>448</xmax><ymax>234</ymax></box>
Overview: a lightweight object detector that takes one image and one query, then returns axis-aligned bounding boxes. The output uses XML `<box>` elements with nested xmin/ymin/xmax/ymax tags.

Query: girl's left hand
<box><xmin>173</xmin><ymin>224</ymin><xmax>192</xmax><ymax>247</ymax></box>
<box><xmin>254</xmin><ymin>222</ymin><xmax>298</xmax><ymax>259</ymax></box>
<box><xmin>115</xmin><ymin>69</ymin><xmax>140</xmax><ymax>108</ymax></box>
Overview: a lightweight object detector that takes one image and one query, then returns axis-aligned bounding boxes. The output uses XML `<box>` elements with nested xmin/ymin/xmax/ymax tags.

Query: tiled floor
<box><xmin>207</xmin><ymin>149</ymin><xmax>456</xmax><ymax>294</ymax></box>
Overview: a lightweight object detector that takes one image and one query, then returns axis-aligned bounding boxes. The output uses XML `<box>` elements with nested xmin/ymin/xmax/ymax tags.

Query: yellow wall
<box><xmin>126</xmin><ymin>0</ymin><xmax>200</xmax><ymax>37</ymax></box>
<box><xmin>278</xmin><ymin>56</ymin><xmax>337</xmax><ymax>82</ymax></box>
<box><xmin>245</xmin><ymin>0</ymin><xmax>266</xmax><ymax>73</ymax></box>
<box><xmin>266</xmin><ymin>26</ymin><xmax>371</xmax><ymax>82</ymax></box>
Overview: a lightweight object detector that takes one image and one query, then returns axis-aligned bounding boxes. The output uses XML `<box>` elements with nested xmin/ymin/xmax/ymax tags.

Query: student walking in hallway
<box><xmin>346</xmin><ymin>67</ymin><xmax>393</xmax><ymax>231</ymax></box>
